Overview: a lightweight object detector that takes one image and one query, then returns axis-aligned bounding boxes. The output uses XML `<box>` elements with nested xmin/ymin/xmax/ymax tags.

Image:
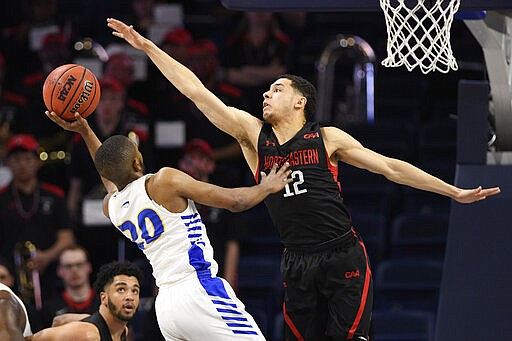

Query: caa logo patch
<box><xmin>303</xmin><ymin>132</ymin><xmax>319</xmax><ymax>139</ymax></box>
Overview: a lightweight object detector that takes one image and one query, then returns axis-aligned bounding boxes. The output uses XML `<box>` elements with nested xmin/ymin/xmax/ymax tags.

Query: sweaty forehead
<box><xmin>271</xmin><ymin>78</ymin><xmax>291</xmax><ymax>88</ymax></box>
<box><xmin>111</xmin><ymin>275</ymin><xmax>140</xmax><ymax>288</ymax></box>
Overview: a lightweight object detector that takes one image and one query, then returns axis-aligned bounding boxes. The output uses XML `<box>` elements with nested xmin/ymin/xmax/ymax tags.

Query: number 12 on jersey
<box><xmin>283</xmin><ymin>170</ymin><xmax>308</xmax><ymax>197</ymax></box>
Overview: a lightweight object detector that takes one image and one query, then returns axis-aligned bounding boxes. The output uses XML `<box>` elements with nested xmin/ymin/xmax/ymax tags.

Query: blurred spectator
<box><xmin>125</xmin><ymin>0</ymin><xmax>155</xmax><ymax>37</ymax></box>
<box><xmin>0</xmin><ymin>134</ymin><xmax>74</xmax><ymax>303</ymax></box>
<box><xmin>160</xmin><ymin>27</ymin><xmax>193</xmax><ymax>64</ymax></box>
<box><xmin>38</xmin><ymin>245</ymin><xmax>99</xmax><ymax>328</ymax></box>
<box><xmin>103</xmin><ymin>52</ymin><xmax>152</xmax><ymax>119</ymax></box>
<box><xmin>178</xmin><ymin>139</ymin><xmax>247</xmax><ymax>288</ymax></box>
<box><xmin>183</xmin><ymin>39</ymin><xmax>249</xmax><ymax>184</ymax></box>
<box><xmin>150</xmin><ymin>26</ymin><xmax>194</xmax><ymax>121</ymax></box>
<box><xmin>222</xmin><ymin>12</ymin><xmax>290</xmax><ymax>116</ymax></box>
<box><xmin>0</xmin><ymin>52</ymin><xmax>21</xmax><ymax>186</ymax></box>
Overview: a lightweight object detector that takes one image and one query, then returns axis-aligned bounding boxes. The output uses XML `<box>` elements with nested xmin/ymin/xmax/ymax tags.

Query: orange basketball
<box><xmin>42</xmin><ymin>64</ymin><xmax>101</xmax><ymax>121</ymax></box>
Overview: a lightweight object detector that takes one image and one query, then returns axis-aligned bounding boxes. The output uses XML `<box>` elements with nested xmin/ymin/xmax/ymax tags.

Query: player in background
<box><xmin>44</xmin><ymin>109</ymin><xmax>291</xmax><ymax>340</ymax></box>
<box><xmin>26</xmin><ymin>260</ymin><xmax>143</xmax><ymax>341</ymax></box>
<box><xmin>106</xmin><ymin>17</ymin><xmax>501</xmax><ymax>341</ymax></box>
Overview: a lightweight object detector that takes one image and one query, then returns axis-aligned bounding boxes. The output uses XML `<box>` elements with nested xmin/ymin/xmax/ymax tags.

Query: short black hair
<box><xmin>278</xmin><ymin>74</ymin><xmax>317</xmax><ymax>120</ymax></box>
<box><xmin>93</xmin><ymin>261</ymin><xmax>144</xmax><ymax>293</ymax></box>
<box><xmin>94</xmin><ymin>135</ymin><xmax>137</xmax><ymax>186</ymax></box>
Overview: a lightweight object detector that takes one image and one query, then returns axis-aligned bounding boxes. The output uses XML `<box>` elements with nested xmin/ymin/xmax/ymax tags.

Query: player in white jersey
<box><xmin>0</xmin><ymin>282</ymin><xmax>32</xmax><ymax>340</ymax></box>
<box><xmin>44</xmin><ymin>110</ymin><xmax>292</xmax><ymax>340</ymax></box>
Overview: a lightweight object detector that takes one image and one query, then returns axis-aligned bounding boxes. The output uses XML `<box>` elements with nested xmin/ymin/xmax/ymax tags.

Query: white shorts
<box><xmin>155</xmin><ymin>275</ymin><xmax>266</xmax><ymax>340</ymax></box>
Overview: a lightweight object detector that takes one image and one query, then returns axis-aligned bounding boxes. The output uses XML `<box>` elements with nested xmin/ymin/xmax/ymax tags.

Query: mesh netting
<box><xmin>380</xmin><ymin>0</ymin><xmax>461</xmax><ymax>73</ymax></box>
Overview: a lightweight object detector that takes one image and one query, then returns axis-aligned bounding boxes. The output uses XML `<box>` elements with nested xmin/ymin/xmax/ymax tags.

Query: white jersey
<box><xmin>0</xmin><ymin>283</ymin><xmax>32</xmax><ymax>336</ymax></box>
<box><xmin>108</xmin><ymin>174</ymin><xmax>265</xmax><ymax>340</ymax></box>
<box><xmin>108</xmin><ymin>174</ymin><xmax>218</xmax><ymax>287</ymax></box>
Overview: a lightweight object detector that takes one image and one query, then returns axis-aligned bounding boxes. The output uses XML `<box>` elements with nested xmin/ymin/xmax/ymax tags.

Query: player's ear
<box><xmin>133</xmin><ymin>159</ymin><xmax>142</xmax><ymax>172</ymax></box>
<box><xmin>294</xmin><ymin>96</ymin><xmax>306</xmax><ymax>110</ymax></box>
<box><xmin>100</xmin><ymin>291</ymin><xmax>107</xmax><ymax>305</ymax></box>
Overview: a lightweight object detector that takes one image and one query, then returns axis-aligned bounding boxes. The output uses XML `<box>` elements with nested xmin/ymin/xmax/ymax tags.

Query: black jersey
<box><xmin>256</xmin><ymin>121</ymin><xmax>352</xmax><ymax>247</ymax></box>
<box><xmin>82</xmin><ymin>312</ymin><xmax>126</xmax><ymax>341</ymax></box>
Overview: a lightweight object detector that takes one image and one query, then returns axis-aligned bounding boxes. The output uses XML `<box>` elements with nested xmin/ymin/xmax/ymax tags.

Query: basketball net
<box><xmin>380</xmin><ymin>0</ymin><xmax>461</xmax><ymax>73</ymax></box>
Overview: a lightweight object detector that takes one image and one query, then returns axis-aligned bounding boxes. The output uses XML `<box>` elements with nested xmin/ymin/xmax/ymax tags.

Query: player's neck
<box><xmin>272</xmin><ymin>117</ymin><xmax>307</xmax><ymax>144</ymax></box>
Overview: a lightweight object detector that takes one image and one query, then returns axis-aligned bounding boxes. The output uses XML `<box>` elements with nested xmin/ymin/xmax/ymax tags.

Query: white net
<box><xmin>380</xmin><ymin>0</ymin><xmax>461</xmax><ymax>73</ymax></box>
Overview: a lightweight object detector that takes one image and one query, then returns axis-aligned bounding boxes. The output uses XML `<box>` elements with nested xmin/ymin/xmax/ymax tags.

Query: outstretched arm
<box><xmin>45</xmin><ymin>112</ymin><xmax>117</xmax><ymax>194</ymax></box>
<box><xmin>26</xmin><ymin>321</ymin><xmax>99</xmax><ymax>341</ymax></box>
<box><xmin>323</xmin><ymin>126</ymin><xmax>500</xmax><ymax>203</ymax></box>
<box><xmin>106</xmin><ymin>18</ymin><xmax>262</xmax><ymax>145</ymax></box>
<box><xmin>149</xmin><ymin>163</ymin><xmax>292</xmax><ymax>213</ymax></box>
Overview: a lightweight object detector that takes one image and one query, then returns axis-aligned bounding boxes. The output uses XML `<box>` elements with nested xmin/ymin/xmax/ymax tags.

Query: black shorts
<box><xmin>281</xmin><ymin>230</ymin><xmax>373</xmax><ymax>340</ymax></box>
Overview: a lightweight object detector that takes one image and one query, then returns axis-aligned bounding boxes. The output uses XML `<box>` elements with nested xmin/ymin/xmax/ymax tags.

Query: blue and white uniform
<box><xmin>0</xmin><ymin>282</ymin><xmax>32</xmax><ymax>337</ymax></box>
<box><xmin>108</xmin><ymin>174</ymin><xmax>264</xmax><ymax>340</ymax></box>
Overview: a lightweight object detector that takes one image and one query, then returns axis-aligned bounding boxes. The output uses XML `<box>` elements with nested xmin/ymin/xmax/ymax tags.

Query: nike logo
<box><xmin>121</xmin><ymin>201</ymin><xmax>130</xmax><ymax>208</ymax></box>
<box><xmin>357</xmin><ymin>337</ymin><xmax>368</xmax><ymax>341</ymax></box>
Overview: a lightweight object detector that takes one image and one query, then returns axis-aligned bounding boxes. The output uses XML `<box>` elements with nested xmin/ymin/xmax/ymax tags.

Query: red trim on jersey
<box><xmin>283</xmin><ymin>302</ymin><xmax>304</xmax><ymax>341</ymax></box>
<box><xmin>347</xmin><ymin>238</ymin><xmax>372</xmax><ymax>339</ymax></box>
<box><xmin>40</xmin><ymin>182</ymin><xmax>65</xmax><ymax>198</ymax></box>
<box><xmin>254</xmin><ymin>156</ymin><xmax>261</xmax><ymax>183</ymax></box>
<box><xmin>325</xmin><ymin>149</ymin><xmax>341</xmax><ymax>192</ymax></box>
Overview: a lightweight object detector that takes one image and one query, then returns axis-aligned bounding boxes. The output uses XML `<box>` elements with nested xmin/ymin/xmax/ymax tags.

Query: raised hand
<box><xmin>45</xmin><ymin>111</ymin><xmax>90</xmax><ymax>135</ymax></box>
<box><xmin>107</xmin><ymin>18</ymin><xmax>147</xmax><ymax>50</ymax></box>
<box><xmin>453</xmin><ymin>186</ymin><xmax>501</xmax><ymax>203</ymax></box>
<box><xmin>260</xmin><ymin>162</ymin><xmax>292</xmax><ymax>193</ymax></box>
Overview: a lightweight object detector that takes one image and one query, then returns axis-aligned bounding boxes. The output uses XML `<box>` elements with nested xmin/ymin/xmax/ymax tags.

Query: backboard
<box><xmin>221</xmin><ymin>0</ymin><xmax>511</xmax><ymax>11</ymax></box>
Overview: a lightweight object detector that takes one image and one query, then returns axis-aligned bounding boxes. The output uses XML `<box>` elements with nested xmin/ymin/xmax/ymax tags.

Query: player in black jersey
<box><xmin>107</xmin><ymin>18</ymin><xmax>501</xmax><ymax>341</ymax></box>
<box><xmin>26</xmin><ymin>261</ymin><xmax>143</xmax><ymax>341</ymax></box>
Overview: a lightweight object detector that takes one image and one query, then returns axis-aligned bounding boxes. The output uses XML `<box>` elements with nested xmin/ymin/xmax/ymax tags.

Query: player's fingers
<box><xmin>482</xmin><ymin>187</ymin><xmax>501</xmax><ymax>196</ymax></box>
<box><xmin>270</xmin><ymin>163</ymin><xmax>278</xmax><ymax>174</ymax></box>
<box><xmin>277</xmin><ymin>162</ymin><xmax>290</xmax><ymax>174</ymax></box>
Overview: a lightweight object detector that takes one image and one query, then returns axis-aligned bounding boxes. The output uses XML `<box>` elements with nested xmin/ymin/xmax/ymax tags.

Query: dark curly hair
<box><xmin>93</xmin><ymin>261</ymin><xmax>144</xmax><ymax>293</ymax></box>
<box><xmin>278</xmin><ymin>74</ymin><xmax>317</xmax><ymax>121</ymax></box>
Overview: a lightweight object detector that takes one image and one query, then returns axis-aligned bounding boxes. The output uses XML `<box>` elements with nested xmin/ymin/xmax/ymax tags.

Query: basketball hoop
<box><xmin>380</xmin><ymin>0</ymin><xmax>461</xmax><ymax>73</ymax></box>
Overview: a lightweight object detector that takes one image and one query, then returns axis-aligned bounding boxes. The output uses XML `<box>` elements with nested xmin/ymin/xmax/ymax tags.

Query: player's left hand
<box><xmin>453</xmin><ymin>186</ymin><xmax>501</xmax><ymax>203</ymax></box>
<box><xmin>260</xmin><ymin>162</ymin><xmax>292</xmax><ymax>193</ymax></box>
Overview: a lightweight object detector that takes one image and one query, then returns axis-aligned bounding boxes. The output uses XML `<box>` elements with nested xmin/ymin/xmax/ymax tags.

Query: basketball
<box><xmin>42</xmin><ymin>64</ymin><xmax>101</xmax><ymax>121</ymax></box>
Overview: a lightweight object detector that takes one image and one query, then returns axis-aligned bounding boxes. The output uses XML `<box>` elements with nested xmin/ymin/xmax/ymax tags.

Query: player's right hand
<box><xmin>107</xmin><ymin>18</ymin><xmax>147</xmax><ymax>51</ymax></box>
<box><xmin>260</xmin><ymin>162</ymin><xmax>292</xmax><ymax>193</ymax></box>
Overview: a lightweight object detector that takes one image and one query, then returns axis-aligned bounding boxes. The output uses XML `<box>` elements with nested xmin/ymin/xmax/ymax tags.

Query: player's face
<box><xmin>105</xmin><ymin>275</ymin><xmax>140</xmax><ymax>321</ymax></box>
<box><xmin>262</xmin><ymin>78</ymin><xmax>298</xmax><ymax>122</ymax></box>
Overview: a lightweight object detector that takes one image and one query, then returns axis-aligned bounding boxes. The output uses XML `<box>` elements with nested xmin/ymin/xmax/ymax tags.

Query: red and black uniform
<box><xmin>256</xmin><ymin>121</ymin><xmax>373</xmax><ymax>340</ymax></box>
<box><xmin>82</xmin><ymin>312</ymin><xmax>126</xmax><ymax>341</ymax></box>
